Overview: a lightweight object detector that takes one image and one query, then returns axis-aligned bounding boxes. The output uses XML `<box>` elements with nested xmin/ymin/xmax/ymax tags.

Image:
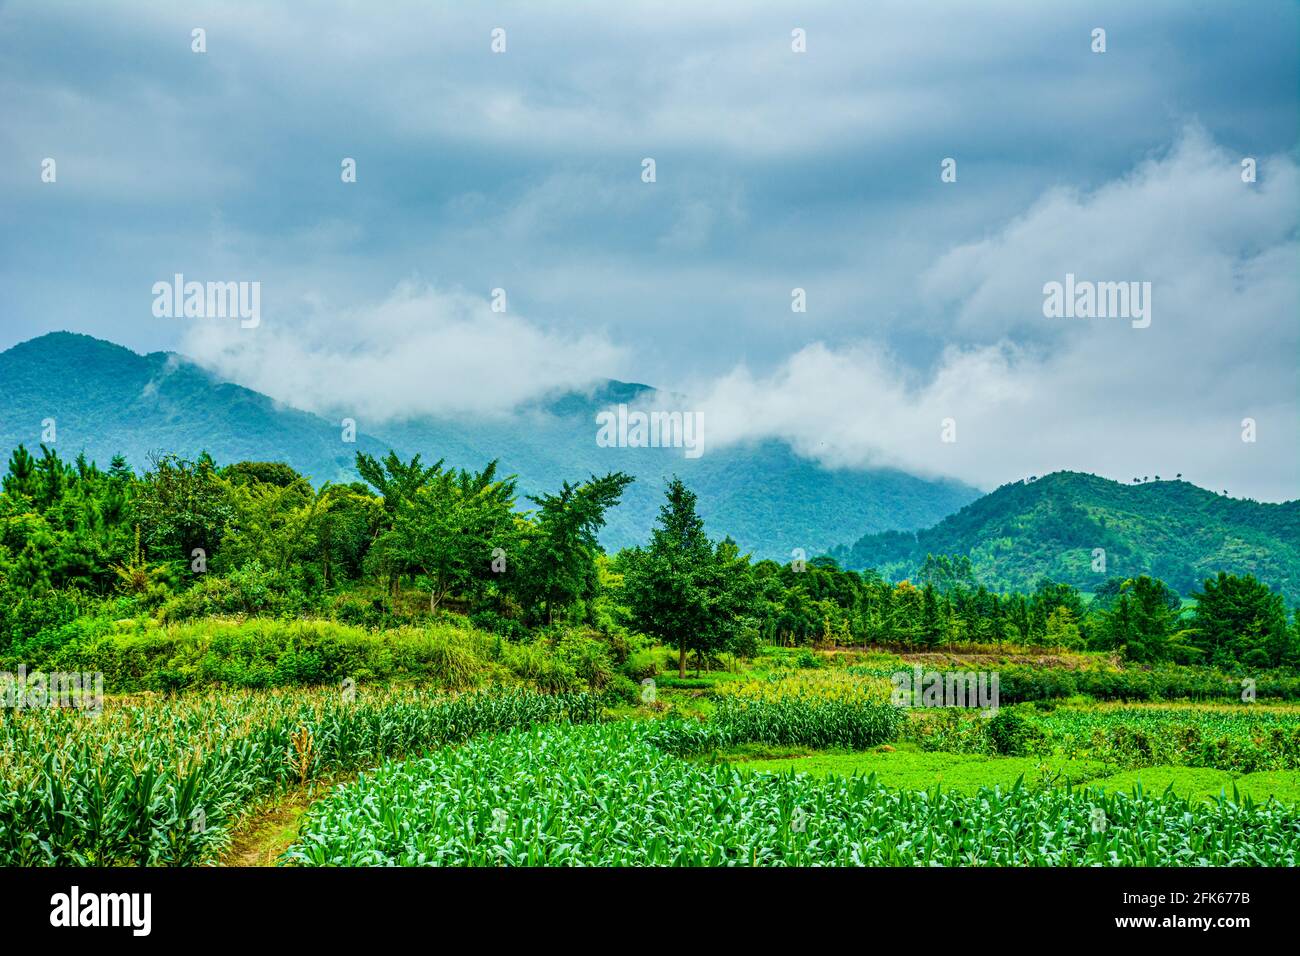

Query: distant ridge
<box><xmin>831</xmin><ymin>471</ymin><xmax>1300</xmax><ymax>600</ymax></box>
<box><xmin>0</xmin><ymin>332</ymin><xmax>980</xmax><ymax>558</ymax></box>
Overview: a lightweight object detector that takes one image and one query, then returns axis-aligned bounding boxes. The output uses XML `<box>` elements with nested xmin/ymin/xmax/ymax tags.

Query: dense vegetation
<box><xmin>832</xmin><ymin>471</ymin><xmax>1300</xmax><ymax>602</ymax></box>
<box><xmin>3</xmin><ymin>444</ymin><xmax>1299</xmax><ymax>692</ymax></box>
<box><xmin>0</xmin><ymin>688</ymin><xmax>601</xmax><ymax>865</ymax></box>
<box><xmin>1</xmin><ymin>432</ymin><xmax>1296</xmax><ymax>871</ymax></box>
<box><xmin>286</xmin><ymin>720</ymin><xmax>1300</xmax><ymax>866</ymax></box>
<box><xmin>911</xmin><ymin>704</ymin><xmax>1300</xmax><ymax>772</ymax></box>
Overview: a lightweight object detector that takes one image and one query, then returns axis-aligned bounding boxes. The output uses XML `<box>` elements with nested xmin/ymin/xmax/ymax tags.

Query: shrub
<box><xmin>603</xmin><ymin>673</ymin><xmax>642</xmax><ymax>706</ymax></box>
<box><xmin>554</xmin><ymin>631</ymin><xmax>614</xmax><ymax>691</ymax></box>
<box><xmin>622</xmin><ymin>649</ymin><xmax>661</xmax><ymax>681</ymax></box>
<box><xmin>986</xmin><ymin>707</ymin><xmax>1043</xmax><ymax>756</ymax></box>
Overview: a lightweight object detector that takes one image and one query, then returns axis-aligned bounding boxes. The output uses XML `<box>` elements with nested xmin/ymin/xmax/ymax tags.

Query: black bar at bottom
<box><xmin>0</xmin><ymin>866</ymin><xmax>1290</xmax><ymax>943</ymax></box>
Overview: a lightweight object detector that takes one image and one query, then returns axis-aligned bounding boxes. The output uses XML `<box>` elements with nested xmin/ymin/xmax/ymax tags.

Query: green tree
<box><xmin>134</xmin><ymin>453</ymin><xmax>233</xmax><ymax>567</ymax></box>
<box><xmin>512</xmin><ymin>472</ymin><xmax>633</xmax><ymax>625</ymax></box>
<box><xmin>1099</xmin><ymin>576</ymin><xmax>1181</xmax><ymax>662</ymax></box>
<box><xmin>1191</xmin><ymin>572</ymin><xmax>1290</xmax><ymax>668</ymax></box>
<box><xmin>375</xmin><ymin>460</ymin><xmax>518</xmax><ymax>611</ymax></box>
<box><xmin>622</xmin><ymin>478</ymin><xmax>755</xmax><ymax>677</ymax></box>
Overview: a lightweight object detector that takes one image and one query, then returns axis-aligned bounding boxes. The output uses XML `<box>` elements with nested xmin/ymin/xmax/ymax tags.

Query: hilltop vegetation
<box><xmin>832</xmin><ymin>471</ymin><xmax>1300</xmax><ymax>602</ymax></box>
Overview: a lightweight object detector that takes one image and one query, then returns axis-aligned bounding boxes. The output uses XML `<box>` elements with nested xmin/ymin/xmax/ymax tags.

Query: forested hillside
<box><xmin>832</xmin><ymin>471</ymin><xmax>1300</xmax><ymax>601</ymax></box>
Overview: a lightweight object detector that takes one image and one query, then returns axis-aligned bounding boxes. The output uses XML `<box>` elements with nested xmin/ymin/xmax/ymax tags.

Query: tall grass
<box><xmin>13</xmin><ymin>617</ymin><xmax>616</xmax><ymax>694</ymax></box>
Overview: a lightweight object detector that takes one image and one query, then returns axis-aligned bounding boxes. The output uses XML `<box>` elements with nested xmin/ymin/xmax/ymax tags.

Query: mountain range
<box><xmin>0</xmin><ymin>332</ymin><xmax>978</xmax><ymax>559</ymax></box>
<box><xmin>5</xmin><ymin>333</ymin><xmax>1294</xmax><ymax>596</ymax></box>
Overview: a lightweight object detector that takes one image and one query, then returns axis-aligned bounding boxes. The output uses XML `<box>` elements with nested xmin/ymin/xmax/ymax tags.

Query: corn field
<box><xmin>910</xmin><ymin>704</ymin><xmax>1300</xmax><ymax>772</ymax></box>
<box><xmin>286</xmin><ymin>721</ymin><xmax>1300</xmax><ymax>866</ymax></box>
<box><xmin>0</xmin><ymin>688</ymin><xmax>601</xmax><ymax>865</ymax></box>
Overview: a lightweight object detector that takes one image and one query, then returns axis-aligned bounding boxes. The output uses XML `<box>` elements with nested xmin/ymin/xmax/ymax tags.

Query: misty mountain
<box><xmin>0</xmin><ymin>332</ymin><xmax>979</xmax><ymax>558</ymax></box>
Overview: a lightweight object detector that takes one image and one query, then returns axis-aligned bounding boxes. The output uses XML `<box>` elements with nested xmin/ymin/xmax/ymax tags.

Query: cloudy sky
<box><xmin>2</xmin><ymin>0</ymin><xmax>1296</xmax><ymax>499</ymax></box>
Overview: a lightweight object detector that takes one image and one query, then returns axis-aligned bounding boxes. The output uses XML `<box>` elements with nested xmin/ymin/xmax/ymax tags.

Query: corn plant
<box><xmin>286</xmin><ymin>721</ymin><xmax>1300</xmax><ymax>867</ymax></box>
<box><xmin>0</xmin><ymin>687</ymin><xmax>602</xmax><ymax>866</ymax></box>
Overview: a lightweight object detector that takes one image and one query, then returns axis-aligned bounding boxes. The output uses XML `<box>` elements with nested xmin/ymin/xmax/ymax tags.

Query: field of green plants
<box><xmin>909</xmin><ymin>702</ymin><xmax>1300</xmax><ymax>771</ymax></box>
<box><xmin>0</xmin><ymin>688</ymin><xmax>600</xmax><ymax>865</ymax></box>
<box><xmin>2</xmin><ymin>639</ymin><xmax>1298</xmax><ymax>868</ymax></box>
<box><xmin>285</xmin><ymin>721</ymin><xmax>1300</xmax><ymax>866</ymax></box>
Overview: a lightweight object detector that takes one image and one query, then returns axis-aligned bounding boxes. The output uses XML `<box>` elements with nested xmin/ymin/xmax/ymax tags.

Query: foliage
<box><xmin>286</xmin><ymin>720</ymin><xmax>1300</xmax><ymax>866</ymax></box>
<box><xmin>621</xmin><ymin>478</ymin><xmax>757</xmax><ymax>677</ymax></box>
<box><xmin>833</xmin><ymin>471</ymin><xmax>1300</xmax><ymax>602</ymax></box>
<box><xmin>909</xmin><ymin>704</ymin><xmax>1300</xmax><ymax>774</ymax></box>
<box><xmin>0</xmin><ymin>688</ymin><xmax>602</xmax><ymax>865</ymax></box>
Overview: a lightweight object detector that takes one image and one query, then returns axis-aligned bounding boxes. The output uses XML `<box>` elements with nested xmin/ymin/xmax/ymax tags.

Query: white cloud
<box><xmin>180</xmin><ymin>281</ymin><xmax>626</xmax><ymax>421</ymax></box>
<box><xmin>694</xmin><ymin>128</ymin><xmax>1300</xmax><ymax>501</ymax></box>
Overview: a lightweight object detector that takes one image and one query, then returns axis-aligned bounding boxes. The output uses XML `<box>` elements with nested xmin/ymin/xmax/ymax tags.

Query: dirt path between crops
<box><xmin>221</xmin><ymin>774</ymin><xmax>358</xmax><ymax>867</ymax></box>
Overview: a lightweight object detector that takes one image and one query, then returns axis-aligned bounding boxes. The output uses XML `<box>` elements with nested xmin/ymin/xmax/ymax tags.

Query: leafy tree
<box><xmin>375</xmin><ymin>460</ymin><xmax>518</xmax><ymax>611</ymax></box>
<box><xmin>1044</xmin><ymin>606</ymin><xmax>1083</xmax><ymax>648</ymax></box>
<box><xmin>1098</xmin><ymin>576</ymin><xmax>1182</xmax><ymax>662</ymax></box>
<box><xmin>1191</xmin><ymin>572</ymin><xmax>1290</xmax><ymax>668</ymax></box>
<box><xmin>512</xmin><ymin>472</ymin><xmax>633</xmax><ymax>625</ymax></box>
<box><xmin>134</xmin><ymin>454</ymin><xmax>233</xmax><ymax>566</ymax></box>
<box><xmin>920</xmin><ymin>583</ymin><xmax>944</xmax><ymax>647</ymax></box>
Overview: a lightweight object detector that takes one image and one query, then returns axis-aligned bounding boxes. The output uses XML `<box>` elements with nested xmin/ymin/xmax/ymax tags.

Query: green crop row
<box><xmin>286</xmin><ymin>721</ymin><xmax>1300</xmax><ymax>866</ymax></box>
<box><xmin>910</xmin><ymin>704</ymin><xmax>1300</xmax><ymax>772</ymax></box>
<box><xmin>0</xmin><ymin>688</ymin><xmax>601</xmax><ymax>866</ymax></box>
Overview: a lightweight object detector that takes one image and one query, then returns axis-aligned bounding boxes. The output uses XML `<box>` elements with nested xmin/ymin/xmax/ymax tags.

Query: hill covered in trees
<box><xmin>830</xmin><ymin>471</ymin><xmax>1300</xmax><ymax>602</ymax></box>
<box><xmin>0</xmin><ymin>332</ymin><xmax>978</xmax><ymax>559</ymax></box>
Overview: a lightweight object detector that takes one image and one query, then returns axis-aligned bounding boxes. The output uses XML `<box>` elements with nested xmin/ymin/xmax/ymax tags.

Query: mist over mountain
<box><xmin>0</xmin><ymin>332</ymin><xmax>979</xmax><ymax>558</ymax></box>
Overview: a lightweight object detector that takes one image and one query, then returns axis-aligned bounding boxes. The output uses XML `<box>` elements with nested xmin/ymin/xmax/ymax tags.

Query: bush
<box><xmin>468</xmin><ymin>608</ymin><xmax>529</xmax><ymax>642</ymax></box>
<box><xmin>554</xmin><ymin>631</ymin><xmax>614</xmax><ymax>691</ymax></box>
<box><xmin>13</xmin><ymin>617</ymin><xmax>574</xmax><ymax>693</ymax></box>
<box><xmin>986</xmin><ymin>707</ymin><xmax>1043</xmax><ymax>756</ymax></box>
<box><xmin>996</xmin><ymin>663</ymin><xmax>1300</xmax><ymax>703</ymax></box>
<box><xmin>725</xmin><ymin>627</ymin><xmax>762</xmax><ymax>660</ymax></box>
<box><xmin>794</xmin><ymin>649</ymin><xmax>823</xmax><ymax>669</ymax></box>
<box><xmin>0</xmin><ymin>585</ymin><xmax>92</xmax><ymax>654</ymax></box>
<box><xmin>500</xmin><ymin>640</ymin><xmax>583</xmax><ymax>694</ymax></box>
<box><xmin>603</xmin><ymin>673</ymin><xmax>642</xmax><ymax>706</ymax></box>
<box><xmin>622</xmin><ymin>649</ymin><xmax>661</xmax><ymax>681</ymax></box>
<box><xmin>153</xmin><ymin>561</ymin><xmax>329</xmax><ymax>624</ymax></box>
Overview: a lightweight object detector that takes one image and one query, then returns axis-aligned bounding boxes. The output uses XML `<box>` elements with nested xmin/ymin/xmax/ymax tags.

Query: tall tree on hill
<box><xmin>622</xmin><ymin>478</ymin><xmax>756</xmax><ymax>677</ymax></box>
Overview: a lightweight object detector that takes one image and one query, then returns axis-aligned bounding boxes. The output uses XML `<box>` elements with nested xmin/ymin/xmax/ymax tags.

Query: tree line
<box><xmin>1</xmin><ymin>444</ymin><xmax>1297</xmax><ymax>674</ymax></box>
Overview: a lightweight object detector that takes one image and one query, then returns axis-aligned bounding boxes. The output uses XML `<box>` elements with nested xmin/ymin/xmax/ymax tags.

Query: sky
<box><xmin>2</xmin><ymin>0</ymin><xmax>1297</xmax><ymax>500</ymax></box>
